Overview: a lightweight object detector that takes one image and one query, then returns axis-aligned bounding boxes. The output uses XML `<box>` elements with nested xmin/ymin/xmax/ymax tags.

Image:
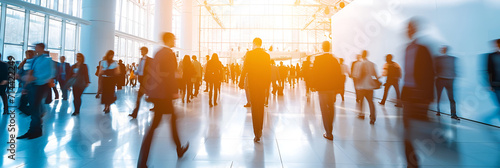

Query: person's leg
<box><xmin>187</xmin><ymin>81</ymin><xmax>193</xmax><ymax>101</ymax></box>
<box><xmin>394</xmin><ymin>82</ymin><xmax>402</xmax><ymax>106</ymax></box>
<box><xmin>436</xmin><ymin>78</ymin><xmax>444</xmax><ymax>113</ymax></box>
<box><xmin>45</xmin><ymin>86</ymin><xmax>52</xmax><ymax>104</ymax></box>
<box><xmin>73</xmin><ymin>87</ymin><xmax>84</xmax><ymax>114</ymax></box>
<box><xmin>60</xmin><ymin>80</ymin><xmax>68</xmax><ymax>100</ymax></box>
<box><xmin>318</xmin><ymin>91</ymin><xmax>333</xmax><ymax>138</ymax></box>
<box><xmin>214</xmin><ymin>82</ymin><xmax>219</xmax><ymax>105</ymax></box>
<box><xmin>245</xmin><ymin>79</ymin><xmax>251</xmax><ymax>106</ymax></box>
<box><xmin>137</xmin><ymin>103</ymin><xmax>164</xmax><ymax>167</ymax></box>
<box><xmin>194</xmin><ymin>80</ymin><xmax>200</xmax><ymax>96</ymax></box>
<box><xmin>250</xmin><ymin>88</ymin><xmax>265</xmax><ymax>140</ymax></box>
<box><xmin>209</xmin><ymin>82</ymin><xmax>213</xmax><ymax>106</ymax></box>
<box><xmin>0</xmin><ymin>85</ymin><xmax>8</xmax><ymax>114</ymax></box>
<box><xmin>357</xmin><ymin>90</ymin><xmax>365</xmax><ymax>117</ymax></box>
<box><xmin>19</xmin><ymin>93</ymin><xmax>30</xmax><ymax>115</ymax></box>
<box><xmin>367</xmin><ymin>90</ymin><xmax>376</xmax><ymax>123</ymax></box>
<box><xmin>380</xmin><ymin>83</ymin><xmax>390</xmax><ymax>105</ymax></box>
<box><xmin>446</xmin><ymin>79</ymin><xmax>457</xmax><ymax>117</ymax></box>
<box><xmin>341</xmin><ymin>75</ymin><xmax>346</xmax><ymax>101</ymax></box>
<box><xmin>24</xmin><ymin>84</ymin><xmax>48</xmax><ymax>137</ymax></box>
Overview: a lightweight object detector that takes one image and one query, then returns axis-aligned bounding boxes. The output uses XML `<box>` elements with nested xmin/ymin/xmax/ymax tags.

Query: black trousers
<box><xmin>0</xmin><ymin>85</ymin><xmax>7</xmax><ymax>111</ymax></box>
<box><xmin>137</xmin><ymin>100</ymin><xmax>181</xmax><ymax>168</ymax></box>
<box><xmin>18</xmin><ymin>93</ymin><xmax>30</xmax><ymax>114</ymax></box>
<box><xmin>59</xmin><ymin>78</ymin><xmax>68</xmax><ymax>99</ymax></box>
<box><xmin>45</xmin><ymin>85</ymin><xmax>59</xmax><ymax>104</ymax></box>
<box><xmin>249</xmin><ymin>86</ymin><xmax>266</xmax><ymax>138</ymax></box>
<box><xmin>72</xmin><ymin>87</ymin><xmax>85</xmax><ymax>114</ymax></box>
<box><xmin>436</xmin><ymin>78</ymin><xmax>456</xmax><ymax>116</ymax></box>
<box><xmin>209</xmin><ymin>81</ymin><xmax>221</xmax><ymax>105</ymax></box>
<box><xmin>27</xmin><ymin>84</ymin><xmax>49</xmax><ymax>134</ymax></box>
<box><xmin>132</xmin><ymin>77</ymin><xmax>146</xmax><ymax>115</ymax></box>
<box><xmin>380</xmin><ymin>79</ymin><xmax>401</xmax><ymax>105</ymax></box>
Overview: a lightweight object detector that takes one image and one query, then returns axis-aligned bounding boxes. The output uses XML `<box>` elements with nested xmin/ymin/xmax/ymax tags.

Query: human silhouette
<box><xmin>239</xmin><ymin>37</ymin><xmax>271</xmax><ymax>142</ymax></box>
<box><xmin>57</xmin><ymin>56</ymin><xmax>71</xmax><ymax>100</ymax></box>
<box><xmin>379</xmin><ymin>54</ymin><xmax>402</xmax><ymax>107</ymax></box>
<box><xmin>205</xmin><ymin>53</ymin><xmax>223</xmax><ymax>107</ymax></box>
<box><xmin>137</xmin><ymin>32</ymin><xmax>189</xmax><ymax>168</ymax></box>
<box><xmin>302</xmin><ymin>56</ymin><xmax>312</xmax><ymax>101</ymax></box>
<box><xmin>129</xmin><ymin>47</ymin><xmax>152</xmax><ymax>118</ymax></box>
<box><xmin>192</xmin><ymin>55</ymin><xmax>203</xmax><ymax>97</ymax></box>
<box><xmin>311</xmin><ymin>41</ymin><xmax>342</xmax><ymax>140</ymax></box>
<box><xmin>352</xmin><ymin>50</ymin><xmax>379</xmax><ymax>125</ymax></box>
<box><xmin>69</xmin><ymin>53</ymin><xmax>90</xmax><ymax>116</ymax></box>
<box><xmin>487</xmin><ymin>39</ymin><xmax>500</xmax><ymax>105</ymax></box>
<box><xmin>338</xmin><ymin>58</ymin><xmax>350</xmax><ymax>102</ymax></box>
<box><xmin>434</xmin><ymin>46</ymin><xmax>459</xmax><ymax>120</ymax></box>
<box><xmin>99</xmin><ymin>50</ymin><xmax>120</xmax><ymax>113</ymax></box>
<box><xmin>351</xmin><ymin>54</ymin><xmax>362</xmax><ymax>103</ymax></box>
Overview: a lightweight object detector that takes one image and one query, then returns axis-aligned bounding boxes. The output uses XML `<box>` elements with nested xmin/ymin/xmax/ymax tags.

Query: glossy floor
<box><xmin>1</xmin><ymin>82</ymin><xmax>500</xmax><ymax>168</ymax></box>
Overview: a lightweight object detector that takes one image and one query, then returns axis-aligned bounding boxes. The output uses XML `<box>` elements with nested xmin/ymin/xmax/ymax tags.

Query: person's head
<box><xmin>211</xmin><ymin>53</ymin><xmax>219</xmax><ymax>61</ymax></box>
<box><xmin>140</xmin><ymin>47</ymin><xmax>148</xmax><ymax>56</ymax></box>
<box><xmin>271</xmin><ymin>60</ymin><xmax>275</xmax><ymax>65</ymax></box>
<box><xmin>163</xmin><ymin>32</ymin><xmax>176</xmax><ymax>48</ymax></box>
<box><xmin>183</xmin><ymin>55</ymin><xmax>191</xmax><ymax>63</ymax></box>
<box><xmin>386</xmin><ymin>54</ymin><xmax>393</xmax><ymax>62</ymax></box>
<box><xmin>35</xmin><ymin>43</ymin><xmax>45</xmax><ymax>54</ymax></box>
<box><xmin>356</xmin><ymin>54</ymin><xmax>362</xmax><ymax>61</ymax></box>
<box><xmin>60</xmin><ymin>56</ymin><xmax>66</xmax><ymax>63</ymax></box>
<box><xmin>361</xmin><ymin>50</ymin><xmax>368</xmax><ymax>59</ymax></box>
<box><xmin>339</xmin><ymin>58</ymin><xmax>344</xmax><ymax>64</ymax></box>
<box><xmin>105</xmin><ymin>50</ymin><xmax>114</xmax><ymax>61</ymax></box>
<box><xmin>25</xmin><ymin>50</ymin><xmax>35</xmax><ymax>59</ymax></box>
<box><xmin>253</xmin><ymin>38</ymin><xmax>262</xmax><ymax>49</ymax></box>
<box><xmin>76</xmin><ymin>53</ymin><xmax>85</xmax><ymax>63</ymax></box>
<box><xmin>440</xmin><ymin>46</ymin><xmax>449</xmax><ymax>55</ymax></box>
<box><xmin>119</xmin><ymin>59</ymin><xmax>123</xmax><ymax>64</ymax></box>
<box><xmin>280</xmin><ymin>61</ymin><xmax>283</xmax><ymax>66</ymax></box>
<box><xmin>322</xmin><ymin>41</ymin><xmax>331</xmax><ymax>52</ymax></box>
<box><xmin>192</xmin><ymin>55</ymin><xmax>197</xmax><ymax>60</ymax></box>
<box><xmin>132</xmin><ymin>62</ymin><xmax>136</xmax><ymax>66</ymax></box>
<box><xmin>496</xmin><ymin>39</ymin><xmax>500</xmax><ymax>50</ymax></box>
<box><xmin>306</xmin><ymin>56</ymin><xmax>311</xmax><ymax>61</ymax></box>
<box><xmin>407</xmin><ymin>19</ymin><xmax>419</xmax><ymax>40</ymax></box>
<box><xmin>7</xmin><ymin>56</ymin><xmax>14</xmax><ymax>61</ymax></box>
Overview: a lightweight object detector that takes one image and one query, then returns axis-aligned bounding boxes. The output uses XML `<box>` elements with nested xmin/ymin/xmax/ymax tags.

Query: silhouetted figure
<box><xmin>45</xmin><ymin>52</ymin><xmax>59</xmax><ymax>104</ymax></box>
<box><xmin>434</xmin><ymin>46</ymin><xmax>459</xmax><ymax>120</ymax></box>
<box><xmin>179</xmin><ymin>55</ymin><xmax>195</xmax><ymax>103</ymax></box>
<box><xmin>402</xmin><ymin>19</ymin><xmax>436</xmax><ymax>168</ymax></box>
<box><xmin>192</xmin><ymin>55</ymin><xmax>202</xmax><ymax>97</ymax></box>
<box><xmin>353</xmin><ymin>50</ymin><xmax>379</xmax><ymax>125</ymax></box>
<box><xmin>129</xmin><ymin>63</ymin><xmax>137</xmax><ymax>87</ymax></box>
<box><xmin>69</xmin><ymin>53</ymin><xmax>90</xmax><ymax>116</ymax></box>
<box><xmin>130</xmin><ymin>47</ymin><xmax>152</xmax><ymax>118</ymax></box>
<box><xmin>302</xmin><ymin>56</ymin><xmax>312</xmax><ymax>101</ymax></box>
<box><xmin>0</xmin><ymin>54</ymin><xmax>8</xmax><ymax>115</ymax></box>
<box><xmin>379</xmin><ymin>54</ymin><xmax>403</xmax><ymax>107</ymax></box>
<box><xmin>137</xmin><ymin>32</ymin><xmax>189</xmax><ymax>168</ymax></box>
<box><xmin>239</xmin><ymin>37</ymin><xmax>271</xmax><ymax>142</ymax></box>
<box><xmin>17</xmin><ymin>50</ymin><xmax>36</xmax><ymax>115</ymax></box>
<box><xmin>57</xmin><ymin>56</ymin><xmax>71</xmax><ymax>100</ymax></box>
<box><xmin>487</xmin><ymin>39</ymin><xmax>500</xmax><ymax>105</ymax></box>
<box><xmin>311</xmin><ymin>41</ymin><xmax>341</xmax><ymax>140</ymax></box>
<box><xmin>205</xmin><ymin>53</ymin><xmax>223</xmax><ymax>107</ymax></box>
<box><xmin>351</xmin><ymin>54</ymin><xmax>362</xmax><ymax>103</ymax></box>
<box><xmin>99</xmin><ymin>50</ymin><xmax>120</xmax><ymax>113</ymax></box>
<box><xmin>270</xmin><ymin>61</ymin><xmax>280</xmax><ymax>95</ymax></box>
<box><xmin>338</xmin><ymin>58</ymin><xmax>350</xmax><ymax>102</ymax></box>
<box><xmin>95</xmin><ymin>56</ymin><xmax>105</xmax><ymax>98</ymax></box>
<box><xmin>295</xmin><ymin>63</ymin><xmax>300</xmax><ymax>83</ymax></box>
<box><xmin>17</xmin><ymin>43</ymin><xmax>55</xmax><ymax>140</ymax></box>
<box><xmin>278</xmin><ymin>61</ymin><xmax>287</xmax><ymax>95</ymax></box>
<box><xmin>117</xmin><ymin>60</ymin><xmax>126</xmax><ymax>90</ymax></box>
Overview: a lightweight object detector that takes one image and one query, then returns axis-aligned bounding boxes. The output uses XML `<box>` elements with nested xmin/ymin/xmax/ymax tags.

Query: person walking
<box><xmin>352</xmin><ymin>50</ymin><xmax>379</xmax><ymax>125</ymax></box>
<box><xmin>205</xmin><ymin>53</ymin><xmax>223</xmax><ymax>107</ymax></box>
<box><xmin>69</xmin><ymin>53</ymin><xmax>90</xmax><ymax>116</ymax></box>
<box><xmin>99</xmin><ymin>50</ymin><xmax>120</xmax><ymax>113</ymax></box>
<box><xmin>379</xmin><ymin>54</ymin><xmax>403</xmax><ymax>107</ymax></box>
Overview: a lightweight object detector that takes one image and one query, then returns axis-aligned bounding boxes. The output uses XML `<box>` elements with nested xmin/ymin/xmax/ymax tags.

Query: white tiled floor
<box><xmin>2</xmin><ymin>81</ymin><xmax>500</xmax><ymax>168</ymax></box>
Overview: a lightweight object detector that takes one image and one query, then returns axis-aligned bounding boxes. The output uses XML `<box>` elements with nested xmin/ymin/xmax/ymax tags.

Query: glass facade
<box><xmin>0</xmin><ymin>1</ymin><xmax>82</xmax><ymax>64</ymax></box>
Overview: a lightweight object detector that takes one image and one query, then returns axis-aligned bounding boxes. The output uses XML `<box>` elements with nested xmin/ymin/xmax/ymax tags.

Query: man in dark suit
<box><xmin>0</xmin><ymin>54</ymin><xmax>9</xmax><ymax>115</ymax></box>
<box><xmin>401</xmin><ymin>19</ymin><xmax>436</xmax><ymax>168</ymax></box>
<box><xmin>117</xmin><ymin>60</ymin><xmax>126</xmax><ymax>90</ymax></box>
<box><xmin>137</xmin><ymin>33</ymin><xmax>188</xmax><ymax>168</ymax></box>
<box><xmin>311</xmin><ymin>41</ymin><xmax>341</xmax><ymax>141</ymax></box>
<box><xmin>129</xmin><ymin>47</ymin><xmax>152</xmax><ymax>118</ymax></box>
<box><xmin>488</xmin><ymin>39</ymin><xmax>500</xmax><ymax>105</ymax></box>
<box><xmin>57</xmin><ymin>56</ymin><xmax>71</xmax><ymax>100</ymax></box>
<box><xmin>239</xmin><ymin>38</ymin><xmax>271</xmax><ymax>142</ymax></box>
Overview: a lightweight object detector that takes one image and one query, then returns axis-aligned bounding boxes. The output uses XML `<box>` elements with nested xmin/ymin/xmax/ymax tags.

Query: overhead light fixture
<box><xmin>324</xmin><ymin>7</ymin><xmax>330</xmax><ymax>14</ymax></box>
<box><xmin>339</xmin><ymin>1</ymin><xmax>345</xmax><ymax>9</ymax></box>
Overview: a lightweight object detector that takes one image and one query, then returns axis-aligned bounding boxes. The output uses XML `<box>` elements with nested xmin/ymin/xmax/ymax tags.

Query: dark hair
<box><xmin>362</xmin><ymin>50</ymin><xmax>368</xmax><ymax>58</ymax></box>
<box><xmin>496</xmin><ymin>39</ymin><xmax>500</xmax><ymax>45</ymax></box>
<box><xmin>253</xmin><ymin>38</ymin><xmax>262</xmax><ymax>46</ymax></box>
<box><xmin>386</xmin><ymin>54</ymin><xmax>393</xmax><ymax>60</ymax></box>
<box><xmin>163</xmin><ymin>32</ymin><xmax>175</xmax><ymax>44</ymax></box>
<box><xmin>140</xmin><ymin>46</ymin><xmax>148</xmax><ymax>53</ymax></box>
<box><xmin>211</xmin><ymin>53</ymin><xmax>219</xmax><ymax>61</ymax></box>
<box><xmin>192</xmin><ymin>55</ymin><xmax>197</xmax><ymax>60</ymax></box>
<box><xmin>105</xmin><ymin>50</ymin><xmax>114</xmax><ymax>64</ymax></box>
<box><xmin>322</xmin><ymin>41</ymin><xmax>331</xmax><ymax>52</ymax></box>
<box><xmin>36</xmin><ymin>43</ymin><xmax>45</xmax><ymax>49</ymax></box>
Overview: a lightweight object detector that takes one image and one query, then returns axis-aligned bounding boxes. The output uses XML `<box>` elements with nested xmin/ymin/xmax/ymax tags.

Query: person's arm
<box><xmin>84</xmin><ymin>64</ymin><xmax>90</xmax><ymax>85</ymax></box>
<box><xmin>239</xmin><ymin>54</ymin><xmax>249</xmax><ymax>89</ymax></box>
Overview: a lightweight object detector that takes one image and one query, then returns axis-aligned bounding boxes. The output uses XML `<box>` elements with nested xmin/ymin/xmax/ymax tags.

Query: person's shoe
<box><xmin>323</xmin><ymin>133</ymin><xmax>333</xmax><ymax>141</ymax></box>
<box><xmin>17</xmin><ymin>132</ymin><xmax>33</xmax><ymax>139</ymax></box>
<box><xmin>370</xmin><ymin>120</ymin><xmax>375</xmax><ymax>125</ymax></box>
<box><xmin>244</xmin><ymin>103</ymin><xmax>251</xmax><ymax>107</ymax></box>
<box><xmin>378</xmin><ymin>101</ymin><xmax>385</xmax><ymax>105</ymax></box>
<box><xmin>95</xmin><ymin>94</ymin><xmax>100</xmax><ymax>98</ymax></box>
<box><xmin>254</xmin><ymin>137</ymin><xmax>261</xmax><ymax>142</ymax></box>
<box><xmin>264</xmin><ymin>104</ymin><xmax>268</xmax><ymax>107</ymax></box>
<box><xmin>436</xmin><ymin>113</ymin><xmax>441</xmax><ymax>116</ymax></box>
<box><xmin>204</xmin><ymin>90</ymin><xmax>208</xmax><ymax>92</ymax></box>
<box><xmin>357</xmin><ymin>115</ymin><xmax>365</xmax><ymax>119</ymax></box>
<box><xmin>209</xmin><ymin>103</ymin><xmax>213</xmax><ymax>107</ymax></box>
<box><xmin>177</xmin><ymin>143</ymin><xmax>190</xmax><ymax>158</ymax></box>
<box><xmin>187</xmin><ymin>100</ymin><xmax>191</xmax><ymax>103</ymax></box>
<box><xmin>451</xmin><ymin>116</ymin><xmax>460</xmax><ymax>120</ymax></box>
<box><xmin>395</xmin><ymin>104</ymin><xmax>403</xmax><ymax>107</ymax></box>
<box><xmin>27</xmin><ymin>132</ymin><xmax>42</xmax><ymax>139</ymax></box>
<box><xmin>214</xmin><ymin>102</ymin><xmax>218</xmax><ymax>106</ymax></box>
<box><xmin>71</xmin><ymin>112</ymin><xmax>79</xmax><ymax>116</ymax></box>
<box><xmin>128</xmin><ymin>113</ymin><xmax>137</xmax><ymax>119</ymax></box>
<box><xmin>150</xmin><ymin>108</ymin><xmax>155</xmax><ymax>111</ymax></box>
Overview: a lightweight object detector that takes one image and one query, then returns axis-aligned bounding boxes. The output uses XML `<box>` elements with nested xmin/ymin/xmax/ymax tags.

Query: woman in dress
<box><xmin>99</xmin><ymin>50</ymin><xmax>120</xmax><ymax>113</ymax></box>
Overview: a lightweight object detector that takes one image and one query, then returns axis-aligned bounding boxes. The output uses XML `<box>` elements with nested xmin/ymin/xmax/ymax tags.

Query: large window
<box><xmin>4</xmin><ymin>6</ymin><xmax>25</xmax><ymax>61</ymax></box>
<box><xmin>28</xmin><ymin>12</ymin><xmax>46</xmax><ymax>45</ymax></box>
<box><xmin>48</xmin><ymin>18</ymin><xmax>62</xmax><ymax>49</ymax></box>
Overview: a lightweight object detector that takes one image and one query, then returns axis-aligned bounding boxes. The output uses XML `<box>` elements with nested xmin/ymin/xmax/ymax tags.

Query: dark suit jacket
<box><xmin>402</xmin><ymin>43</ymin><xmax>435</xmax><ymax>103</ymax></box>
<box><xmin>312</xmin><ymin>53</ymin><xmax>341</xmax><ymax>91</ymax></box>
<box><xmin>57</xmin><ymin>62</ymin><xmax>72</xmax><ymax>81</ymax></box>
<box><xmin>487</xmin><ymin>52</ymin><xmax>500</xmax><ymax>87</ymax></box>
<box><xmin>145</xmin><ymin>47</ymin><xmax>178</xmax><ymax>100</ymax></box>
<box><xmin>239</xmin><ymin>48</ymin><xmax>271</xmax><ymax>91</ymax></box>
<box><xmin>0</xmin><ymin>61</ymin><xmax>8</xmax><ymax>85</ymax></box>
<box><xmin>71</xmin><ymin>64</ymin><xmax>90</xmax><ymax>86</ymax></box>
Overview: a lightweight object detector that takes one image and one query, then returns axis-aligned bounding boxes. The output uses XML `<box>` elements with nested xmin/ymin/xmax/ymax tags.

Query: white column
<box><xmin>180</xmin><ymin>0</ymin><xmax>193</xmax><ymax>57</ymax></box>
<box><xmin>80</xmin><ymin>0</ymin><xmax>116</xmax><ymax>93</ymax></box>
<box><xmin>154</xmin><ymin>0</ymin><xmax>173</xmax><ymax>50</ymax></box>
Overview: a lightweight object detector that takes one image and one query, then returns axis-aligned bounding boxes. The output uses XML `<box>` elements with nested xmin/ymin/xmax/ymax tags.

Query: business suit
<box><xmin>138</xmin><ymin>46</ymin><xmax>187</xmax><ymax>167</ymax></box>
<box><xmin>402</xmin><ymin>41</ymin><xmax>435</xmax><ymax>168</ymax></box>
<box><xmin>131</xmin><ymin>56</ymin><xmax>152</xmax><ymax>117</ymax></box>
<box><xmin>487</xmin><ymin>51</ymin><xmax>500</xmax><ymax>103</ymax></box>
<box><xmin>239</xmin><ymin>48</ymin><xmax>271</xmax><ymax>140</ymax></box>
<box><xmin>311</xmin><ymin>53</ymin><xmax>341</xmax><ymax>138</ymax></box>
<box><xmin>0</xmin><ymin>61</ymin><xmax>8</xmax><ymax>114</ymax></box>
<box><xmin>57</xmin><ymin>62</ymin><xmax>72</xmax><ymax>100</ymax></box>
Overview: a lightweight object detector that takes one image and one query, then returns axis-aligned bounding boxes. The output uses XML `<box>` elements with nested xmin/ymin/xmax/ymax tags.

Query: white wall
<box><xmin>331</xmin><ymin>0</ymin><xmax>500</xmax><ymax>126</ymax></box>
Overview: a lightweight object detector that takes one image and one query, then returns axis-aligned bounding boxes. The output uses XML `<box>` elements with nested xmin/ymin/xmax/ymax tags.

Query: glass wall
<box><xmin>1</xmin><ymin>1</ymin><xmax>82</xmax><ymax>64</ymax></box>
<box><xmin>114</xmin><ymin>0</ymin><xmax>156</xmax><ymax>65</ymax></box>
